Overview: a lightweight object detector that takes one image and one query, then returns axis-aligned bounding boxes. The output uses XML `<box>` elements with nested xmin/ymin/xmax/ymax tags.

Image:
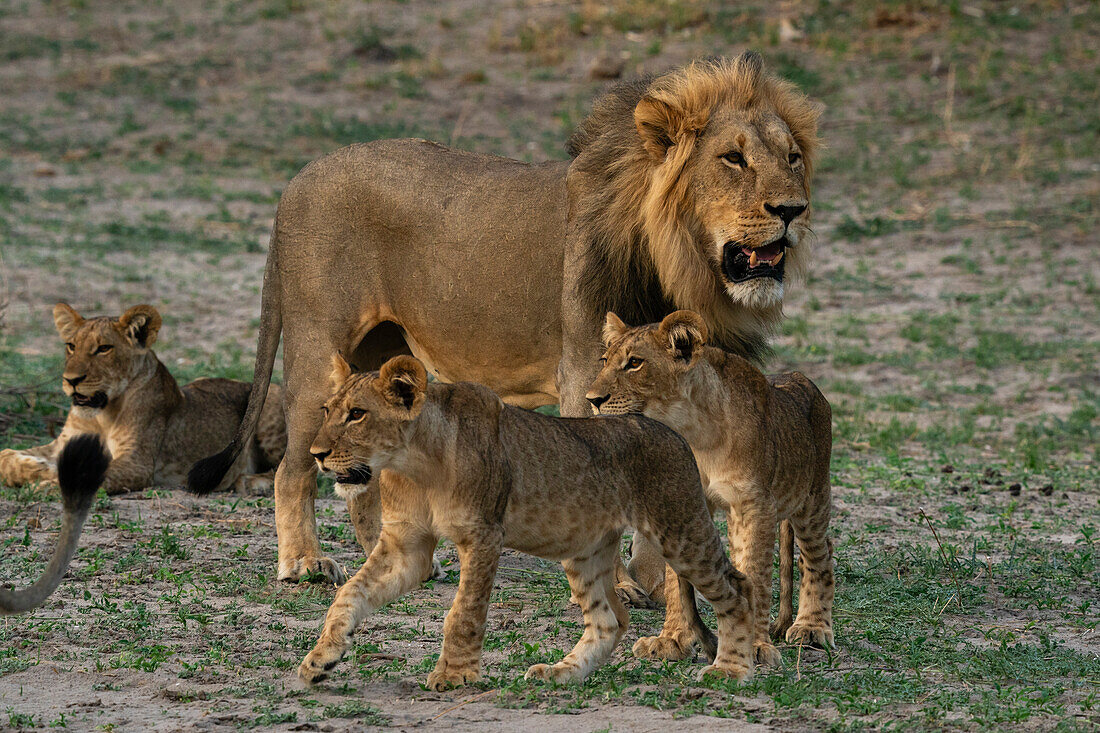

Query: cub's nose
<box><xmin>64</xmin><ymin>374</ymin><xmax>86</xmax><ymax>387</ymax></box>
<box><xmin>587</xmin><ymin>393</ymin><xmax>610</xmax><ymax>411</ymax></box>
<box><xmin>764</xmin><ymin>202</ymin><xmax>807</xmax><ymax>226</ymax></box>
<box><xmin>310</xmin><ymin>448</ymin><xmax>331</xmax><ymax>465</ymax></box>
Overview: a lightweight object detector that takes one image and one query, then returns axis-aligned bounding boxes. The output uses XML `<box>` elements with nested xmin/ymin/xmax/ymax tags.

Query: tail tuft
<box><xmin>57</xmin><ymin>435</ymin><xmax>110</xmax><ymax>513</ymax></box>
<box><xmin>186</xmin><ymin>446</ymin><xmax>237</xmax><ymax>495</ymax></box>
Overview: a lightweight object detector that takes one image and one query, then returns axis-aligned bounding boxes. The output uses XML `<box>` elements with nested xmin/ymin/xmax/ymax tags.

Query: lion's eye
<box><xmin>625</xmin><ymin>357</ymin><xmax>644</xmax><ymax>370</ymax></box>
<box><xmin>64</xmin><ymin>343</ymin><xmax>75</xmax><ymax>354</ymax></box>
<box><xmin>95</xmin><ymin>344</ymin><xmax>113</xmax><ymax>355</ymax></box>
<box><xmin>789</xmin><ymin>151</ymin><xmax>802</xmax><ymax>166</ymax></box>
<box><xmin>721</xmin><ymin>151</ymin><xmax>746</xmax><ymax>167</ymax></box>
<box><xmin>346</xmin><ymin>408</ymin><xmax>366</xmax><ymax>422</ymax></box>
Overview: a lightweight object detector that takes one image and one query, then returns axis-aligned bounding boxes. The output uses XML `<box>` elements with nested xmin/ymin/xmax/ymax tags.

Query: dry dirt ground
<box><xmin>1</xmin><ymin>1</ymin><xmax>1097</xmax><ymax>731</ymax></box>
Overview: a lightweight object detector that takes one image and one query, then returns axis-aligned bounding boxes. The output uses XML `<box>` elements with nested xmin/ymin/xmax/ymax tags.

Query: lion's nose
<box><xmin>587</xmin><ymin>393</ymin><xmax>610</xmax><ymax>410</ymax></box>
<box><xmin>310</xmin><ymin>448</ymin><xmax>331</xmax><ymax>464</ymax></box>
<box><xmin>64</xmin><ymin>374</ymin><xmax>86</xmax><ymax>387</ymax></box>
<box><xmin>764</xmin><ymin>202</ymin><xmax>806</xmax><ymax>225</ymax></box>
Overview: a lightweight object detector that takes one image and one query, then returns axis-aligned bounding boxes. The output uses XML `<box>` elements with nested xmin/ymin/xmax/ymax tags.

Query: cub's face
<box><xmin>585</xmin><ymin>310</ymin><xmax>707</xmax><ymax>417</ymax></box>
<box><xmin>52</xmin><ymin>303</ymin><xmax>161</xmax><ymax>415</ymax></box>
<box><xmin>310</xmin><ymin>355</ymin><xmax>427</xmax><ymax>484</ymax></box>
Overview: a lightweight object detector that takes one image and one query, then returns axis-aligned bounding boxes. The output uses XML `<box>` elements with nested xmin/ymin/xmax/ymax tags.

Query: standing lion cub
<box><xmin>298</xmin><ymin>354</ymin><xmax>757</xmax><ymax>689</ymax></box>
<box><xmin>0</xmin><ymin>303</ymin><xmax>285</xmax><ymax>494</ymax></box>
<box><xmin>587</xmin><ymin>310</ymin><xmax>835</xmax><ymax>666</ymax></box>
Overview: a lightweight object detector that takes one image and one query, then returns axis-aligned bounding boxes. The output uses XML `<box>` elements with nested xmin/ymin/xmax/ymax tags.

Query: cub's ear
<box><xmin>53</xmin><ymin>303</ymin><xmax>84</xmax><ymax>341</ymax></box>
<box><xmin>657</xmin><ymin>310</ymin><xmax>708</xmax><ymax>365</ymax></box>
<box><xmin>602</xmin><ymin>312</ymin><xmax>630</xmax><ymax>345</ymax></box>
<box><xmin>378</xmin><ymin>356</ymin><xmax>427</xmax><ymax>412</ymax></box>
<box><xmin>330</xmin><ymin>352</ymin><xmax>359</xmax><ymax>391</ymax></box>
<box><xmin>118</xmin><ymin>305</ymin><xmax>162</xmax><ymax>348</ymax></box>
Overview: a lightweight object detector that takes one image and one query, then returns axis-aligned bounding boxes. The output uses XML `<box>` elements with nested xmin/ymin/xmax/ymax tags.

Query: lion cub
<box><xmin>587</xmin><ymin>310</ymin><xmax>835</xmax><ymax>666</ymax></box>
<box><xmin>298</xmin><ymin>354</ymin><xmax>756</xmax><ymax>689</ymax></box>
<box><xmin>0</xmin><ymin>303</ymin><xmax>285</xmax><ymax>495</ymax></box>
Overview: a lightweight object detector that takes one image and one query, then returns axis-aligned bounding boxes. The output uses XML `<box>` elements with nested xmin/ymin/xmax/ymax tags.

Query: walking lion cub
<box><xmin>298</xmin><ymin>354</ymin><xmax>756</xmax><ymax>689</ymax></box>
<box><xmin>587</xmin><ymin>310</ymin><xmax>835</xmax><ymax>666</ymax></box>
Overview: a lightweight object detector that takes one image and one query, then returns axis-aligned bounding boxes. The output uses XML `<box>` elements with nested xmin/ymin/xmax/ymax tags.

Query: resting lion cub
<box><xmin>0</xmin><ymin>303</ymin><xmax>286</xmax><ymax>495</ymax></box>
<box><xmin>298</xmin><ymin>355</ymin><xmax>756</xmax><ymax>689</ymax></box>
<box><xmin>587</xmin><ymin>310</ymin><xmax>835</xmax><ymax>666</ymax></box>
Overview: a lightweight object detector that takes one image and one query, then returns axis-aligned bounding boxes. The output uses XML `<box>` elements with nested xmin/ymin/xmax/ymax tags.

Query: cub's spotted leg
<box><xmin>299</xmin><ymin>526</ymin><xmax>436</xmax><ymax>684</ymax></box>
<box><xmin>527</xmin><ymin>536</ymin><xmax>627</xmax><ymax>684</ymax></box>
<box><xmin>427</xmin><ymin>530</ymin><xmax>503</xmax><ymax>691</ymax></box>
<box><xmin>728</xmin><ymin>500</ymin><xmax>781</xmax><ymax>667</ymax></box>
<box><xmin>633</xmin><ymin>564</ymin><xmax>697</xmax><ymax>661</ymax></box>
<box><xmin>786</xmin><ymin>507</ymin><xmax>835</xmax><ymax>649</ymax></box>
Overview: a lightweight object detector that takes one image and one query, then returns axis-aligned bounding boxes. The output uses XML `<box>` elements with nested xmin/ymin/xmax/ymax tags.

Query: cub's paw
<box><xmin>614</xmin><ymin>577</ymin><xmax>658</xmax><ymax>609</ymax></box>
<box><xmin>298</xmin><ymin>644</ymin><xmax>347</xmax><ymax>685</ymax></box>
<box><xmin>754</xmin><ymin>641</ymin><xmax>782</xmax><ymax>667</ymax></box>
<box><xmin>426</xmin><ymin>662</ymin><xmax>480</xmax><ymax>691</ymax></box>
<box><xmin>785</xmin><ymin>622</ymin><xmax>834</xmax><ymax>649</ymax></box>
<box><xmin>278</xmin><ymin>556</ymin><xmax>346</xmax><ymax>585</ymax></box>
<box><xmin>698</xmin><ymin>661</ymin><xmax>753</xmax><ymax>684</ymax></box>
<box><xmin>633</xmin><ymin>634</ymin><xmax>693</xmax><ymax>661</ymax></box>
<box><xmin>524</xmin><ymin>662</ymin><xmax>584</xmax><ymax>684</ymax></box>
<box><xmin>769</xmin><ymin>614</ymin><xmax>794</xmax><ymax>640</ymax></box>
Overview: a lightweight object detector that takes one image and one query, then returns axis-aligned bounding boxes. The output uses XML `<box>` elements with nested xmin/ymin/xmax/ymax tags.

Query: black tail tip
<box><xmin>57</xmin><ymin>434</ymin><xmax>111</xmax><ymax>512</ymax></box>
<box><xmin>186</xmin><ymin>448</ymin><xmax>236</xmax><ymax>495</ymax></box>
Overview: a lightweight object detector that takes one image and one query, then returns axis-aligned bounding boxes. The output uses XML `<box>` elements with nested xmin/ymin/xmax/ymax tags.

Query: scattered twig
<box><xmin>918</xmin><ymin>507</ymin><xmax>965</xmax><ymax>611</ymax></box>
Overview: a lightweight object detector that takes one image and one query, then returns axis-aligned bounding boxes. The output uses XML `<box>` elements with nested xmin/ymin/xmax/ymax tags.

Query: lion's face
<box><xmin>310</xmin><ymin>355</ymin><xmax>427</xmax><ymax>484</ymax></box>
<box><xmin>585</xmin><ymin>311</ymin><xmax>707</xmax><ymax>419</ymax></box>
<box><xmin>688</xmin><ymin>108</ymin><xmax>810</xmax><ymax>309</ymax></box>
<box><xmin>52</xmin><ymin>303</ymin><xmax>161</xmax><ymax>415</ymax></box>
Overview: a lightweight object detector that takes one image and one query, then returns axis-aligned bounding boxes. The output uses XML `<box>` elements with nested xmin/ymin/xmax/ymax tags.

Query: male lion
<box><xmin>297</xmin><ymin>355</ymin><xmax>756</xmax><ymax>688</ymax></box>
<box><xmin>587</xmin><ymin>310</ymin><xmax>835</xmax><ymax>665</ymax></box>
<box><xmin>189</xmin><ymin>52</ymin><xmax>821</xmax><ymax>591</ymax></box>
<box><xmin>0</xmin><ymin>304</ymin><xmax>285</xmax><ymax>494</ymax></box>
<box><xmin>1</xmin><ymin>434</ymin><xmax>108</xmax><ymax>615</ymax></box>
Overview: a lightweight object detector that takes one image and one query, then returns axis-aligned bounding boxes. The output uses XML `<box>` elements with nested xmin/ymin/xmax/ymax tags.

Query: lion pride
<box><xmin>188</xmin><ymin>52</ymin><xmax>822</xmax><ymax>591</ymax></box>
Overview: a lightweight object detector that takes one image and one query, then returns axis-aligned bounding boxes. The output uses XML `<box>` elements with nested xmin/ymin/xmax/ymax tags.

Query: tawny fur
<box><xmin>185</xmin><ymin>53</ymin><xmax>822</xmax><ymax>589</ymax></box>
<box><xmin>588</xmin><ymin>310</ymin><xmax>835</xmax><ymax>665</ymax></box>
<box><xmin>297</xmin><ymin>355</ymin><xmax>756</xmax><ymax>690</ymax></box>
<box><xmin>0</xmin><ymin>304</ymin><xmax>285</xmax><ymax>495</ymax></box>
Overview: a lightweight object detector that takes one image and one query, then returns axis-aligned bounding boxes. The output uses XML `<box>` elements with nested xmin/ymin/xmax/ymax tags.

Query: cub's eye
<box><xmin>64</xmin><ymin>343</ymin><xmax>75</xmax><ymax>354</ymax></box>
<box><xmin>625</xmin><ymin>356</ymin><xmax>644</xmax><ymax>370</ymax></box>
<box><xmin>789</xmin><ymin>151</ymin><xmax>802</xmax><ymax>166</ymax></box>
<box><xmin>346</xmin><ymin>408</ymin><xmax>366</xmax><ymax>422</ymax></box>
<box><xmin>95</xmin><ymin>344</ymin><xmax>113</xmax><ymax>354</ymax></box>
<box><xmin>721</xmin><ymin>151</ymin><xmax>746</xmax><ymax>167</ymax></box>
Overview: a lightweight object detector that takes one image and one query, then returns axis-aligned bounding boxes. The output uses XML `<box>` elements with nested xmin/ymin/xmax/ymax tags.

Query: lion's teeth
<box><xmin>749</xmin><ymin>250</ymin><xmax>759</xmax><ymax>267</ymax></box>
<box><xmin>773</xmin><ymin>251</ymin><xmax>784</xmax><ymax>265</ymax></box>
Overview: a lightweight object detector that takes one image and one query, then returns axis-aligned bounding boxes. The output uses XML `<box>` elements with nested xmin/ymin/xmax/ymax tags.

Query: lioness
<box><xmin>587</xmin><ymin>310</ymin><xmax>835</xmax><ymax>665</ymax></box>
<box><xmin>0</xmin><ymin>304</ymin><xmax>285</xmax><ymax>494</ymax></box>
<box><xmin>1</xmin><ymin>434</ymin><xmax>108</xmax><ymax>614</ymax></box>
<box><xmin>297</xmin><ymin>355</ymin><xmax>756</xmax><ymax>688</ymax></box>
<box><xmin>188</xmin><ymin>53</ymin><xmax>821</xmax><ymax>592</ymax></box>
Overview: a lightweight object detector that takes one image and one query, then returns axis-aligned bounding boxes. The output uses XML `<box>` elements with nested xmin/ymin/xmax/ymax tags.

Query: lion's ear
<box><xmin>330</xmin><ymin>353</ymin><xmax>358</xmax><ymax>390</ymax></box>
<box><xmin>603</xmin><ymin>312</ymin><xmax>630</xmax><ymax>345</ymax></box>
<box><xmin>658</xmin><ymin>310</ymin><xmax>708</xmax><ymax>365</ymax></box>
<box><xmin>118</xmin><ymin>305</ymin><xmax>162</xmax><ymax>348</ymax></box>
<box><xmin>53</xmin><ymin>303</ymin><xmax>84</xmax><ymax>341</ymax></box>
<box><xmin>634</xmin><ymin>96</ymin><xmax>692</xmax><ymax>161</ymax></box>
<box><xmin>378</xmin><ymin>356</ymin><xmax>427</xmax><ymax>412</ymax></box>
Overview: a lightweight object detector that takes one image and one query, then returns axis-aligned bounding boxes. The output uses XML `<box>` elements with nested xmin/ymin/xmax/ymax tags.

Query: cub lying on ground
<box><xmin>298</xmin><ymin>355</ymin><xmax>756</xmax><ymax>689</ymax></box>
<box><xmin>587</xmin><ymin>310</ymin><xmax>835</xmax><ymax>666</ymax></box>
<box><xmin>0</xmin><ymin>303</ymin><xmax>285</xmax><ymax>494</ymax></box>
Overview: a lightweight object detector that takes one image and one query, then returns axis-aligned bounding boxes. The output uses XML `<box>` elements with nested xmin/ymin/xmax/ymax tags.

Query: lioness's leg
<box><xmin>728</xmin><ymin>502</ymin><xmax>781</xmax><ymax>667</ymax></box>
<box><xmin>786</xmin><ymin>506</ymin><xmax>835</xmax><ymax>649</ymax></box>
<box><xmin>526</xmin><ymin>537</ymin><xmax>628</xmax><ymax>683</ymax></box>
<box><xmin>428</xmin><ymin>530</ymin><xmax>503</xmax><ymax>691</ymax></box>
<box><xmin>275</xmin><ymin>351</ymin><xmax>342</xmax><ymax>584</ymax></box>
<box><xmin>299</xmin><ymin>524</ymin><xmax>435</xmax><ymax>683</ymax></box>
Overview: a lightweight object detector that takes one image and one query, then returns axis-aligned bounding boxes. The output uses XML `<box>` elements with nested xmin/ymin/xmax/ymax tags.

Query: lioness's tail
<box><xmin>0</xmin><ymin>435</ymin><xmax>109</xmax><ymax>615</ymax></box>
<box><xmin>771</xmin><ymin>519</ymin><xmax>795</xmax><ymax>638</ymax></box>
<box><xmin>680</xmin><ymin>575</ymin><xmax>718</xmax><ymax>661</ymax></box>
<box><xmin>187</xmin><ymin>229</ymin><xmax>282</xmax><ymax>495</ymax></box>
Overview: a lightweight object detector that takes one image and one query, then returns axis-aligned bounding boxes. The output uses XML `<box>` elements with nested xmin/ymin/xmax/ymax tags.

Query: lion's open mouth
<box><xmin>71</xmin><ymin>392</ymin><xmax>108</xmax><ymax>409</ymax></box>
<box><xmin>335</xmin><ymin>465</ymin><xmax>373</xmax><ymax>484</ymax></box>
<box><xmin>722</xmin><ymin>237</ymin><xmax>787</xmax><ymax>284</ymax></box>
